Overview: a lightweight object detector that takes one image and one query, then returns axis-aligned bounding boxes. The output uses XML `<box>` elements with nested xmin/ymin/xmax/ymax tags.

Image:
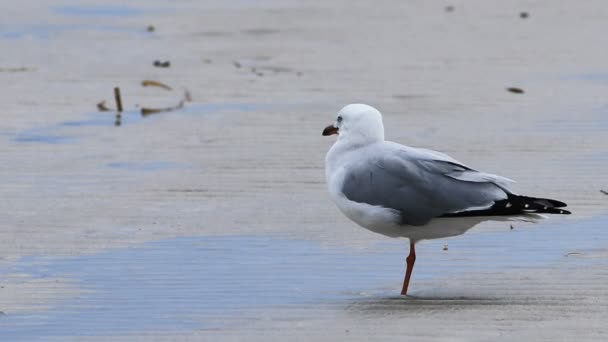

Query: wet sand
<box><xmin>1</xmin><ymin>0</ymin><xmax>607</xmax><ymax>340</ymax></box>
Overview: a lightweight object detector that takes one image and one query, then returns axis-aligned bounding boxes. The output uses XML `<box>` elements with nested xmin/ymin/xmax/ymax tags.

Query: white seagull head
<box><xmin>322</xmin><ymin>104</ymin><xmax>385</xmax><ymax>145</ymax></box>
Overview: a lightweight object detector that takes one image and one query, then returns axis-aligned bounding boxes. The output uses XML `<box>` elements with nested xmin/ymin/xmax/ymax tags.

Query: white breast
<box><xmin>325</xmin><ymin>153</ymin><xmax>404</xmax><ymax>238</ymax></box>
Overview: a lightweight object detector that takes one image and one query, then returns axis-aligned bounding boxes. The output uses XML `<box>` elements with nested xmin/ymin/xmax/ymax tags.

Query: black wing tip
<box><xmin>544</xmin><ymin>208</ymin><xmax>571</xmax><ymax>215</ymax></box>
<box><xmin>511</xmin><ymin>194</ymin><xmax>572</xmax><ymax>215</ymax></box>
<box><xmin>546</xmin><ymin>199</ymin><xmax>568</xmax><ymax>208</ymax></box>
<box><xmin>440</xmin><ymin>194</ymin><xmax>571</xmax><ymax>218</ymax></box>
<box><xmin>514</xmin><ymin>195</ymin><xmax>568</xmax><ymax>208</ymax></box>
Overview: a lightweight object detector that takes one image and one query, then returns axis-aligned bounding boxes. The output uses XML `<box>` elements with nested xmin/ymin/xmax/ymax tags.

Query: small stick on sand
<box><xmin>142</xmin><ymin>80</ymin><xmax>173</xmax><ymax>91</ymax></box>
<box><xmin>141</xmin><ymin>100</ymin><xmax>184</xmax><ymax>116</ymax></box>
<box><xmin>506</xmin><ymin>87</ymin><xmax>524</xmax><ymax>94</ymax></box>
<box><xmin>97</xmin><ymin>100</ymin><xmax>111</xmax><ymax>112</ymax></box>
<box><xmin>600</xmin><ymin>189</ymin><xmax>608</xmax><ymax>195</ymax></box>
<box><xmin>114</xmin><ymin>87</ymin><xmax>123</xmax><ymax>112</ymax></box>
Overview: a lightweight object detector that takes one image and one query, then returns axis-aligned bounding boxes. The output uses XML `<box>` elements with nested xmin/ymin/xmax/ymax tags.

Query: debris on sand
<box><xmin>141</xmin><ymin>80</ymin><xmax>173</xmax><ymax>91</ymax></box>
<box><xmin>443</xmin><ymin>244</ymin><xmax>448</xmax><ymax>251</ymax></box>
<box><xmin>520</xmin><ymin>12</ymin><xmax>529</xmax><ymax>19</ymax></box>
<box><xmin>233</xmin><ymin>61</ymin><xmax>242</xmax><ymax>68</ymax></box>
<box><xmin>140</xmin><ymin>87</ymin><xmax>191</xmax><ymax>116</ymax></box>
<box><xmin>113</xmin><ymin>87</ymin><xmax>123</xmax><ymax>126</ymax></box>
<box><xmin>445</xmin><ymin>5</ymin><xmax>454</xmax><ymax>12</ymax></box>
<box><xmin>114</xmin><ymin>87</ymin><xmax>123</xmax><ymax>112</ymax></box>
<box><xmin>97</xmin><ymin>100</ymin><xmax>111</xmax><ymax>112</ymax></box>
<box><xmin>566</xmin><ymin>252</ymin><xmax>583</xmax><ymax>257</ymax></box>
<box><xmin>600</xmin><ymin>189</ymin><xmax>608</xmax><ymax>195</ymax></box>
<box><xmin>510</xmin><ymin>224</ymin><xmax>514</xmax><ymax>230</ymax></box>
<box><xmin>146</xmin><ymin>25</ymin><xmax>155</xmax><ymax>32</ymax></box>
<box><xmin>506</xmin><ymin>87</ymin><xmax>525</xmax><ymax>94</ymax></box>
<box><xmin>141</xmin><ymin>100</ymin><xmax>184</xmax><ymax>116</ymax></box>
<box><xmin>203</xmin><ymin>58</ymin><xmax>212</xmax><ymax>64</ymax></box>
<box><xmin>104</xmin><ymin>81</ymin><xmax>191</xmax><ymax>125</ymax></box>
<box><xmin>153</xmin><ymin>60</ymin><xmax>171</xmax><ymax>68</ymax></box>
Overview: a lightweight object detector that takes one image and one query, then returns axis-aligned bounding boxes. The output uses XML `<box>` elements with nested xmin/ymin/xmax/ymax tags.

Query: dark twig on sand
<box><xmin>142</xmin><ymin>80</ymin><xmax>173</xmax><ymax>91</ymax></box>
<box><xmin>141</xmin><ymin>100</ymin><xmax>184</xmax><ymax>116</ymax></box>
<box><xmin>507</xmin><ymin>87</ymin><xmax>525</xmax><ymax>94</ymax></box>
<box><xmin>97</xmin><ymin>100</ymin><xmax>111</xmax><ymax>112</ymax></box>
<box><xmin>601</xmin><ymin>189</ymin><xmax>608</xmax><ymax>196</ymax></box>
<box><xmin>113</xmin><ymin>87</ymin><xmax>123</xmax><ymax>112</ymax></box>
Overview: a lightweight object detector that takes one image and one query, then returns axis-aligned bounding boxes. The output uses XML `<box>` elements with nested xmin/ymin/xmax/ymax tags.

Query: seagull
<box><xmin>322</xmin><ymin>104</ymin><xmax>570</xmax><ymax>296</ymax></box>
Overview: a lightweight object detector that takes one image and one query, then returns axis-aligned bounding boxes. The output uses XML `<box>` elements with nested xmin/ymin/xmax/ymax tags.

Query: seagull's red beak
<box><xmin>322</xmin><ymin>124</ymin><xmax>339</xmax><ymax>136</ymax></box>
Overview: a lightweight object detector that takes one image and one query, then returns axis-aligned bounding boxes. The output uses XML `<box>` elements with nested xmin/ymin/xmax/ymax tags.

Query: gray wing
<box><xmin>341</xmin><ymin>147</ymin><xmax>512</xmax><ymax>226</ymax></box>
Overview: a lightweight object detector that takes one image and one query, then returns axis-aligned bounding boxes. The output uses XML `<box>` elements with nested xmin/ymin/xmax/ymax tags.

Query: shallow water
<box><xmin>1</xmin><ymin>216</ymin><xmax>607</xmax><ymax>339</ymax></box>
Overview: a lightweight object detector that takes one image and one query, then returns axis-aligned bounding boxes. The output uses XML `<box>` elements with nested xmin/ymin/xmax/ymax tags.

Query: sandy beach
<box><xmin>0</xmin><ymin>0</ymin><xmax>607</xmax><ymax>340</ymax></box>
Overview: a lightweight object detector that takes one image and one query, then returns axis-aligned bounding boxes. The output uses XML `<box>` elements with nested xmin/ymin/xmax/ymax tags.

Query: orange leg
<box><xmin>401</xmin><ymin>241</ymin><xmax>416</xmax><ymax>296</ymax></box>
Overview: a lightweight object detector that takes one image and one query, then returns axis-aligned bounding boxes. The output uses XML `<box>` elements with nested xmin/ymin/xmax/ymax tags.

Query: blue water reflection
<box><xmin>0</xmin><ymin>216</ymin><xmax>606</xmax><ymax>339</ymax></box>
<box><xmin>0</xmin><ymin>236</ymin><xmax>403</xmax><ymax>338</ymax></box>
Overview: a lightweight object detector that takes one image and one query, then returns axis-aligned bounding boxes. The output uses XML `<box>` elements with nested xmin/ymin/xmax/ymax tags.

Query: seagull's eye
<box><xmin>337</xmin><ymin>116</ymin><xmax>343</xmax><ymax>123</ymax></box>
